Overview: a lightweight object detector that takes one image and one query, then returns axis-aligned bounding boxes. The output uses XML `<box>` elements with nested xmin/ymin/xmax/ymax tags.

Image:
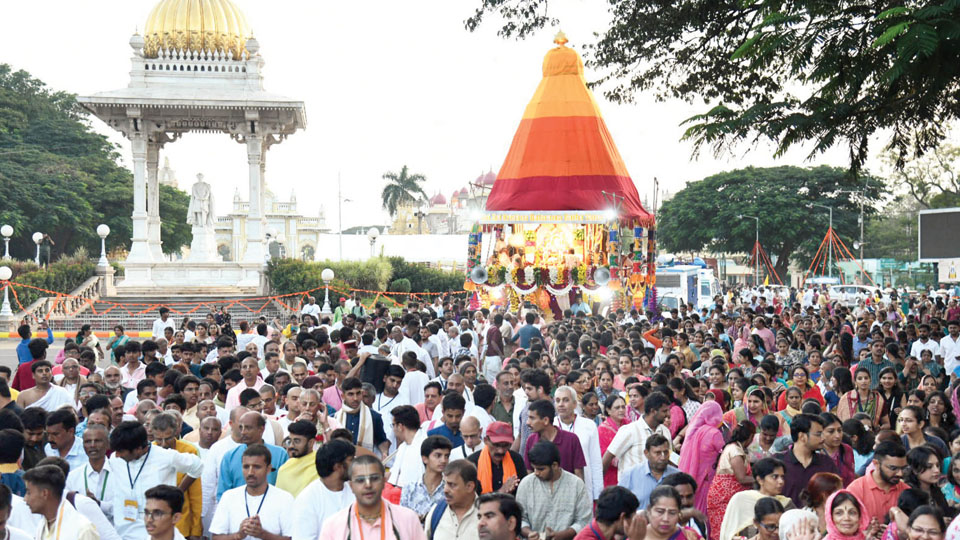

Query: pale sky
<box><xmin>1</xmin><ymin>0</ymin><xmax>866</xmax><ymax>231</ymax></box>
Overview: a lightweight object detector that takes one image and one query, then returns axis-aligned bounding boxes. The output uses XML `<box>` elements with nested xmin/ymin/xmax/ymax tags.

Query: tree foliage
<box><xmin>863</xmin><ymin>196</ymin><xmax>919</xmax><ymax>261</ymax></box>
<box><xmin>883</xmin><ymin>142</ymin><xmax>960</xmax><ymax>208</ymax></box>
<box><xmin>0</xmin><ymin>64</ymin><xmax>191</xmax><ymax>259</ymax></box>
<box><xmin>265</xmin><ymin>257</ymin><xmax>463</xmax><ymax>296</ymax></box>
<box><xmin>657</xmin><ymin>166</ymin><xmax>886</xmax><ymax>277</ymax></box>
<box><xmin>466</xmin><ymin>0</ymin><xmax>960</xmax><ymax>172</ymax></box>
<box><xmin>381</xmin><ymin>165</ymin><xmax>428</xmax><ymax>218</ymax></box>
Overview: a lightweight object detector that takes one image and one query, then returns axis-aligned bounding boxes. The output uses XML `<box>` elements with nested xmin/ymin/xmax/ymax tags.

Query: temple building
<box><xmin>389</xmin><ymin>171</ymin><xmax>495</xmax><ymax>234</ymax></box>
<box><xmin>216</xmin><ymin>188</ymin><xmax>330</xmax><ymax>261</ymax></box>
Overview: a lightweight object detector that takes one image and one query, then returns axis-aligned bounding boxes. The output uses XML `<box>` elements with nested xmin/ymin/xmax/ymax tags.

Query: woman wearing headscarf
<box><xmin>678</xmin><ymin>400</ymin><xmax>726</xmax><ymax>515</ymax></box>
<box><xmin>822</xmin><ymin>490</ymin><xmax>876</xmax><ymax>540</ymax></box>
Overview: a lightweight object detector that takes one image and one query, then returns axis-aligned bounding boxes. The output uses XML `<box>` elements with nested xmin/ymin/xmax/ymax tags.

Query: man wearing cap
<box><xmin>467</xmin><ymin>421</ymin><xmax>527</xmax><ymax>495</ymax></box>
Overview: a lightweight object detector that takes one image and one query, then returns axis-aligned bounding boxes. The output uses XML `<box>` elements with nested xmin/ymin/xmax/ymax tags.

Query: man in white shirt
<box><xmin>387</xmin><ymin>405</ymin><xmax>427</xmax><ymax>488</ymax></box>
<box><xmin>143</xmin><ymin>485</ymin><xmax>187</xmax><ymax>540</ymax></box>
<box><xmin>466</xmin><ymin>384</ymin><xmax>497</xmax><ymax>435</ymax></box>
<box><xmin>151</xmin><ymin>308</ymin><xmax>176</xmax><ymax>341</ymax></box>
<box><xmin>554</xmin><ymin>385</ymin><xmax>604</xmax><ymax>500</ymax></box>
<box><xmin>44</xmin><ymin>409</ymin><xmax>88</xmax><ymax>472</ymax></box>
<box><xmin>23</xmin><ymin>465</ymin><xmax>99</xmax><ymax>540</ymax></box>
<box><xmin>65</xmin><ymin>424</ymin><xmax>112</xmax><ymax>520</ymax></box>
<box><xmin>450</xmin><ymin>416</ymin><xmax>484</xmax><ymax>461</ymax></box>
<box><xmin>940</xmin><ymin>320</ymin><xmax>960</xmax><ymax>375</ymax></box>
<box><xmin>209</xmin><ymin>444</ymin><xmax>294</xmax><ymax>540</ymax></box>
<box><xmin>911</xmin><ymin>323</ymin><xmax>941</xmax><ymax>361</ymax></box>
<box><xmin>396</xmin><ymin>352</ymin><xmax>429</xmax><ymax>406</ymax></box>
<box><xmin>292</xmin><ymin>439</ymin><xmax>356</xmax><ymax>540</ymax></box>
<box><xmin>373</xmin><ymin>365</ymin><xmax>408</xmax><ymax>458</ymax></box>
<box><xmin>106</xmin><ymin>421</ymin><xmax>203</xmax><ymax>540</ymax></box>
<box><xmin>300</xmin><ymin>297</ymin><xmax>321</xmax><ymax>321</ymax></box>
<box><xmin>0</xmin><ymin>485</ymin><xmax>31</xmax><ymax>540</ymax></box>
<box><xmin>202</xmin><ymin>407</ymin><xmax>247</xmax><ymax>537</ymax></box>
<box><xmin>601</xmin><ymin>391</ymin><xmax>672</xmax><ymax>483</ymax></box>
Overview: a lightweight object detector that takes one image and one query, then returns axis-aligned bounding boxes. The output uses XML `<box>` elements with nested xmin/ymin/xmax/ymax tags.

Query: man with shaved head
<box><xmin>216</xmin><ymin>411</ymin><xmax>288</xmax><ymax>500</ymax></box>
<box><xmin>224</xmin><ymin>356</ymin><xmax>264</xmax><ymax>409</ymax></box>
<box><xmin>450</xmin><ymin>415</ymin><xmax>484</xmax><ymax>460</ymax></box>
<box><xmin>201</xmin><ymin>406</ymin><xmax>247</xmax><ymax>536</ymax></box>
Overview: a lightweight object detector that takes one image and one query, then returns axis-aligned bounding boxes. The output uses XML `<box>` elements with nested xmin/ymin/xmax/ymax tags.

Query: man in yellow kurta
<box><xmin>151</xmin><ymin>412</ymin><xmax>203</xmax><ymax>539</ymax></box>
<box><xmin>275</xmin><ymin>419</ymin><xmax>319</xmax><ymax>497</ymax></box>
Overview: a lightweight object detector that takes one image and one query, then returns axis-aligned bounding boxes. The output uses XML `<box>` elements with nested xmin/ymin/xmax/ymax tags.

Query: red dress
<box><xmin>707</xmin><ymin>444</ymin><xmax>751</xmax><ymax>540</ymax></box>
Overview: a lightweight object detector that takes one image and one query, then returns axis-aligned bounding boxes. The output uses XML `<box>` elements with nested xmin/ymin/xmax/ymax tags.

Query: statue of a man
<box><xmin>187</xmin><ymin>173</ymin><xmax>215</xmax><ymax>227</ymax></box>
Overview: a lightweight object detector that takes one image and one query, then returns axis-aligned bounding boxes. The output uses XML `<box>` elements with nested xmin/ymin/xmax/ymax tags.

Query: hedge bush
<box><xmin>386</xmin><ymin>257</ymin><xmax>465</xmax><ymax>294</ymax></box>
<box><xmin>6</xmin><ymin>251</ymin><xmax>97</xmax><ymax>308</ymax></box>
<box><xmin>265</xmin><ymin>257</ymin><xmax>465</xmax><ymax>296</ymax></box>
<box><xmin>265</xmin><ymin>258</ymin><xmax>393</xmax><ymax>296</ymax></box>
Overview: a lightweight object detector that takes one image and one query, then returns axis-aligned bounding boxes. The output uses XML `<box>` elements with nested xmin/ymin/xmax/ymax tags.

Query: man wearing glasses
<box><xmin>319</xmin><ymin>454</ymin><xmax>425</xmax><ymax>540</ymax></box>
<box><xmin>846</xmin><ymin>440</ymin><xmax>909</xmax><ymax>523</ymax></box>
<box><xmin>467</xmin><ymin>422</ymin><xmax>527</xmax><ymax>495</ymax></box>
<box><xmin>144</xmin><ymin>485</ymin><xmax>186</xmax><ymax>540</ymax></box>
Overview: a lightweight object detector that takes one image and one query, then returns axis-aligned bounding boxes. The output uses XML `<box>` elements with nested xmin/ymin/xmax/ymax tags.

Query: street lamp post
<box><xmin>367</xmin><ymin>227</ymin><xmax>380</xmax><ymax>258</ymax></box>
<box><xmin>738</xmin><ymin>214</ymin><xmax>760</xmax><ymax>286</ymax></box>
<box><xmin>96</xmin><ymin>224</ymin><xmax>111</xmax><ymax>268</ymax></box>
<box><xmin>0</xmin><ymin>266</ymin><xmax>12</xmax><ymax>318</ymax></box>
<box><xmin>32</xmin><ymin>232</ymin><xmax>42</xmax><ymax>266</ymax></box>
<box><xmin>321</xmin><ymin>268</ymin><xmax>334</xmax><ymax>315</ymax></box>
<box><xmin>809</xmin><ymin>203</ymin><xmax>834</xmax><ymax>278</ymax></box>
<box><xmin>0</xmin><ymin>225</ymin><xmax>11</xmax><ymax>260</ymax></box>
<box><xmin>840</xmin><ymin>189</ymin><xmax>866</xmax><ymax>283</ymax></box>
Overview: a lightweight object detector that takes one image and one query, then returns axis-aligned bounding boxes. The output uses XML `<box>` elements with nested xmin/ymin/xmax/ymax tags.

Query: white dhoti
<box><xmin>26</xmin><ymin>385</ymin><xmax>75</xmax><ymax>412</ymax></box>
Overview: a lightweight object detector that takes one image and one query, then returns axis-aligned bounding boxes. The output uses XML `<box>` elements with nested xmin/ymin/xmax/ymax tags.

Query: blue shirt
<box><xmin>618</xmin><ymin>461</ymin><xmax>680</xmax><ymax>509</ymax></box>
<box><xmin>427</xmin><ymin>424</ymin><xmax>464</xmax><ymax>447</ymax></box>
<box><xmin>17</xmin><ymin>327</ymin><xmax>53</xmax><ymax>364</ymax></box>
<box><xmin>343</xmin><ymin>409</ymin><xmax>388</xmax><ymax>447</ymax></box>
<box><xmin>216</xmin><ymin>442</ymin><xmax>288</xmax><ymax>500</ymax></box>
<box><xmin>512</xmin><ymin>324</ymin><xmax>543</xmax><ymax>349</ymax></box>
<box><xmin>852</xmin><ymin>336</ymin><xmax>872</xmax><ymax>358</ymax></box>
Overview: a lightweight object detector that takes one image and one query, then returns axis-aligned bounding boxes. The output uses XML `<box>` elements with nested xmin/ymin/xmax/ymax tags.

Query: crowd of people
<box><xmin>4</xmin><ymin>285</ymin><xmax>960</xmax><ymax>540</ymax></box>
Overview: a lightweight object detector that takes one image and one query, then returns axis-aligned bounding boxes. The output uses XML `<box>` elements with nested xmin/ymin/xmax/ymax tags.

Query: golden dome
<box><xmin>143</xmin><ymin>0</ymin><xmax>252</xmax><ymax>59</ymax></box>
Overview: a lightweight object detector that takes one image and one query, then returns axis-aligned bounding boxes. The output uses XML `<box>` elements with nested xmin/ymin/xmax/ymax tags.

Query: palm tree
<box><xmin>381</xmin><ymin>165</ymin><xmax>428</xmax><ymax>218</ymax></box>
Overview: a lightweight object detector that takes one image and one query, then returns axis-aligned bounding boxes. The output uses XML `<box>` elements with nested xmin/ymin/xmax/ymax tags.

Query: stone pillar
<box><xmin>127</xmin><ymin>131</ymin><xmax>152</xmax><ymax>263</ymax></box>
<box><xmin>242</xmin><ymin>133</ymin><xmax>264</xmax><ymax>263</ymax></box>
<box><xmin>146</xmin><ymin>141</ymin><xmax>163</xmax><ymax>260</ymax></box>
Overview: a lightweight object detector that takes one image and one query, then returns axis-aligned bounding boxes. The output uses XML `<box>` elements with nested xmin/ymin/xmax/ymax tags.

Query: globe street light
<box><xmin>32</xmin><ymin>232</ymin><xmax>43</xmax><ymax>266</ymax></box>
<box><xmin>321</xmin><ymin>267</ymin><xmax>334</xmax><ymax>315</ymax></box>
<box><xmin>0</xmin><ymin>266</ymin><xmax>12</xmax><ymax>318</ymax></box>
<box><xmin>96</xmin><ymin>224</ymin><xmax>111</xmax><ymax>267</ymax></box>
<box><xmin>367</xmin><ymin>227</ymin><xmax>380</xmax><ymax>258</ymax></box>
<box><xmin>0</xmin><ymin>225</ymin><xmax>12</xmax><ymax>260</ymax></box>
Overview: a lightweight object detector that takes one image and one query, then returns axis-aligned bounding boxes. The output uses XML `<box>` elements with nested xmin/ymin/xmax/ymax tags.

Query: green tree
<box><xmin>0</xmin><ymin>64</ymin><xmax>192</xmax><ymax>259</ymax></box>
<box><xmin>883</xmin><ymin>142</ymin><xmax>960</xmax><ymax>208</ymax></box>
<box><xmin>381</xmin><ymin>165</ymin><xmax>427</xmax><ymax>218</ymax></box>
<box><xmin>862</xmin><ymin>196</ymin><xmax>919</xmax><ymax>261</ymax></box>
<box><xmin>657</xmin><ymin>166</ymin><xmax>885</xmax><ymax>278</ymax></box>
<box><xmin>467</xmin><ymin>1</ymin><xmax>960</xmax><ymax>172</ymax></box>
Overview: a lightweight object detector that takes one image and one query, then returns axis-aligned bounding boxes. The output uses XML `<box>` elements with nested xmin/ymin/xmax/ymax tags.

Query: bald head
<box><xmin>460</xmin><ymin>415</ymin><xmax>481</xmax><ymax>434</ymax></box>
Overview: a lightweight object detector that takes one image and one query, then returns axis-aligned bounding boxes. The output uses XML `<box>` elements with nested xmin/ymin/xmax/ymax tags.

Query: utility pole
<box><xmin>337</xmin><ymin>174</ymin><xmax>352</xmax><ymax>261</ymax></box>
<box><xmin>738</xmin><ymin>214</ymin><xmax>760</xmax><ymax>286</ymax></box>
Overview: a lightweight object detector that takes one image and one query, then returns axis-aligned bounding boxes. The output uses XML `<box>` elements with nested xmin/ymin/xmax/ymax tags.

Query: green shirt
<box><xmin>492</xmin><ymin>396</ymin><xmax>514</xmax><ymax>425</ymax></box>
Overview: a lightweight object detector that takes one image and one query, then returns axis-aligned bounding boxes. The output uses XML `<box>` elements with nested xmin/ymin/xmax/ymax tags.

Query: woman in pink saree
<box><xmin>598</xmin><ymin>394</ymin><xmax>629</xmax><ymax>487</ymax></box>
<box><xmin>678</xmin><ymin>400</ymin><xmax>726</xmax><ymax>515</ymax></box>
